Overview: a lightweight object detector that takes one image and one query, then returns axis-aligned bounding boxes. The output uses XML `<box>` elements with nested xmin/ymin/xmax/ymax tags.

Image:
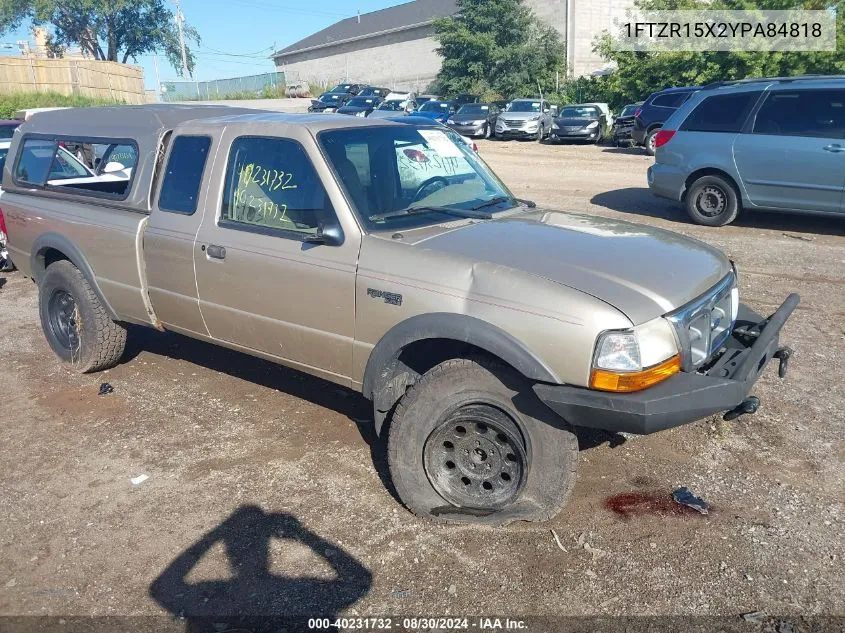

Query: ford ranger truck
<box><xmin>2</xmin><ymin>105</ymin><xmax>798</xmax><ymax>526</ymax></box>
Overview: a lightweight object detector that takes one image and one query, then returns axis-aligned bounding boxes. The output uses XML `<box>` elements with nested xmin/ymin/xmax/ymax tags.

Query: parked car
<box><xmin>337</xmin><ymin>96</ymin><xmax>383</xmax><ymax>117</ymax></box>
<box><xmin>446</xmin><ymin>103</ymin><xmax>500</xmax><ymax>138</ymax></box>
<box><xmin>495</xmin><ymin>98</ymin><xmax>553</xmax><ymax>141</ymax></box>
<box><xmin>633</xmin><ymin>86</ymin><xmax>700</xmax><ymax>155</ymax></box>
<box><xmin>308</xmin><ymin>92</ymin><xmax>352</xmax><ymax>113</ymax></box>
<box><xmin>3</xmin><ymin>105</ymin><xmax>798</xmax><ymax>526</ymax></box>
<box><xmin>367</xmin><ymin>97</ymin><xmax>417</xmax><ymax>119</ymax></box>
<box><xmin>416</xmin><ymin>94</ymin><xmax>441</xmax><ymax>106</ymax></box>
<box><xmin>358</xmin><ymin>87</ymin><xmax>391</xmax><ymax>98</ymax></box>
<box><xmin>611</xmin><ymin>102</ymin><xmax>643</xmax><ymax>146</ymax></box>
<box><xmin>327</xmin><ymin>83</ymin><xmax>365</xmax><ymax>96</ymax></box>
<box><xmin>549</xmin><ymin>104</ymin><xmax>608</xmax><ymax>144</ymax></box>
<box><xmin>454</xmin><ymin>94</ymin><xmax>480</xmax><ymax>106</ymax></box>
<box><xmin>0</xmin><ymin>120</ymin><xmax>20</xmax><ymax>139</ymax></box>
<box><xmin>649</xmin><ymin>76</ymin><xmax>845</xmax><ymax>226</ymax></box>
<box><xmin>582</xmin><ymin>102</ymin><xmax>615</xmax><ymax>127</ymax></box>
<box><xmin>414</xmin><ymin>100</ymin><xmax>457</xmax><ymax>123</ymax></box>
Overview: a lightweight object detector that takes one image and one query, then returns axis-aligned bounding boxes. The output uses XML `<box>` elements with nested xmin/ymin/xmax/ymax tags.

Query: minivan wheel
<box><xmin>387</xmin><ymin>358</ymin><xmax>578</xmax><ymax>526</ymax></box>
<box><xmin>645</xmin><ymin>129</ymin><xmax>659</xmax><ymax>155</ymax></box>
<box><xmin>38</xmin><ymin>260</ymin><xmax>127</xmax><ymax>373</ymax></box>
<box><xmin>685</xmin><ymin>175</ymin><xmax>740</xmax><ymax>227</ymax></box>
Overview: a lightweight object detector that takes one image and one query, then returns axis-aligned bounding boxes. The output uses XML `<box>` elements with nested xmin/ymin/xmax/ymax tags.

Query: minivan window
<box><xmin>652</xmin><ymin>92</ymin><xmax>692</xmax><ymax>108</ymax></box>
<box><xmin>680</xmin><ymin>92</ymin><xmax>761</xmax><ymax>133</ymax></box>
<box><xmin>753</xmin><ymin>90</ymin><xmax>845</xmax><ymax>139</ymax></box>
<box><xmin>158</xmin><ymin>136</ymin><xmax>212</xmax><ymax>215</ymax></box>
<box><xmin>220</xmin><ymin>137</ymin><xmax>326</xmax><ymax>236</ymax></box>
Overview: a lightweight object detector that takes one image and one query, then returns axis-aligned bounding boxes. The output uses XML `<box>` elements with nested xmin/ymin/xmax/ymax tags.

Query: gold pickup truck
<box><xmin>2</xmin><ymin>105</ymin><xmax>798</xmax><ymax>525</ymax></box>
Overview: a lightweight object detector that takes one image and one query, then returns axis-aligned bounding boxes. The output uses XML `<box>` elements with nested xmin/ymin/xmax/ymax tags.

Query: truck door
<box><xmin>145</xmin><ymin>134</ymin><xmax>215</xmax><ymax>336</ymax></box>
<box><xmin>193</xmin><ymin>130</ymin><xmax>360</xmax><ymax>383</ymax></box>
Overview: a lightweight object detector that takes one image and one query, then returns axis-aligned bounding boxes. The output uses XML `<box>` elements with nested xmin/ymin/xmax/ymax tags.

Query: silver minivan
<box><xmin>648</xmin><ymin>76</ymin><xmax>845</xmax><ymax>226</ymax></box>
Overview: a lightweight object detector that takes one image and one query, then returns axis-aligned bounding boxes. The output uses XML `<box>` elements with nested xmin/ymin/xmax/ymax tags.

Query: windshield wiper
<box><xmin>371</xmin><ymin>206</ymin><xmax>494</xmax><ymax>221</ymax></box>
<box><xmin>471</xmin><ymin>196</ymin><xmax>537</xmax><ymax>211</ymax></box>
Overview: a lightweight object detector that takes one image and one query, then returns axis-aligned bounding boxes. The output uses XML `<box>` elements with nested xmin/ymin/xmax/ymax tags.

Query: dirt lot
<box><xmin>0</xmin><ymin>140</ymin><xmax>843</xmax><ymax>631</ymax></box>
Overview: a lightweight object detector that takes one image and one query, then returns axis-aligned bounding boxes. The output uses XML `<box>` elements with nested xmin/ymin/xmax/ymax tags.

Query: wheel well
<box><xmin>35</xmin><ymin>247</ymin><xmax>70</xmax><ymax>279</ymax></box>
<box><xmin>646</xmin><ymin>123</ymin><xmax>663</xmax><ymax>133</ymax></box>
<box><xmin>370</xmin><ymin>338</ymin><xmax>517</xmax><ymax>436</ymax></box>
<box><xmin>682</xmin><ymin>168</ymin><xmax>742</xmax><ymax>202</ymax></box>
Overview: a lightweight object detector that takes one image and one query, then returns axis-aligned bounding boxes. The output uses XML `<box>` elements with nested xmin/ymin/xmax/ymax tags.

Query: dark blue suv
<box><xmin>633</xmin><ymin>86</ymin><xmax>700</xmax><ymax>155</ymax></box>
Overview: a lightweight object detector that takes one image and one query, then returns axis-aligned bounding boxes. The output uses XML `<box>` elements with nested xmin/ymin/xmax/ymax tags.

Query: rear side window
<box><xmin>158</xmin><ymin>136</ymin><xmax>212</xmax><ymax>215</ymax></box>
<box><xmin>220</xmin><ymin>136</ymin><xmax>329</xmax><ymax>237</ymax></box>
<box><xmin>753</xmin><ymin>90</ymin><xmax>845</xmax><ymax>139</ymax></box>
<box><xmin>13</xmin><ymin>136</ymin><xmax>137</xmax><ymax>198</ymax></box>
<box><xmin>652</xmin><ymin>92</ymin><xmax>692</xmax><ymax>108</ymax></box>
<box><xmin>680</xmin><ymin>92</ymin><xmax>761</xmax><ymax>133</ymax></box>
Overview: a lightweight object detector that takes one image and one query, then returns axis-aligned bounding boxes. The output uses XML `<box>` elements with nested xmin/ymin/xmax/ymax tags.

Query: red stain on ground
<box><xmin>604</xmin><ymin>491</ymin><xmax>710</xmax><ymax>519</ymax></box>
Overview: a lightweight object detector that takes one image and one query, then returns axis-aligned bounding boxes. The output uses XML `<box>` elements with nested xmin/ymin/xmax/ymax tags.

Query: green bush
<box><xmin>0</xmin><ymin>92</ymin><xmax>125</xmax><ymax>120</ymax></box>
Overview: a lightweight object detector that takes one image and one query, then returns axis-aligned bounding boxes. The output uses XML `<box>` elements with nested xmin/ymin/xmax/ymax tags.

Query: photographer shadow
<box><xmin>150</xmin><ymin>505</ymin><xmax>373</xmax><ymax>633</ymax></box>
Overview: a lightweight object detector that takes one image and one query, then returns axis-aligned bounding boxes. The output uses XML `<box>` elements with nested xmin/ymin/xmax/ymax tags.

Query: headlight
<box><xmin>552</xmin><ymin>123</ymin><xmax>560</xmax><ymax>130</ymax></box>
<box><xmin>357</xmin><ymin>111</ymin><xmax>366</xmax><ymax>117</ymax></box>
<box><xmin>529</xmin><ymin>116</ymin><xmax>540</xmax><ymax>122</ymax></box>
<box><xmin>591</xmin><ymin>319</ymin><xmax>680</xmax><ymax>393</ymax></box>
<box><xmin>474</xmin><ymin>120</ymin><xmax>485</xmax><ymax>125</ymax></box>
<box><xmin>586</xmin><ymin>121</ymin><xmax>599</xmax><ymax>130</ymax></box>
<box><xmin>447</xmin><ymin>119</ymin><xmax>455</xmax><ymax>125</ymax></box>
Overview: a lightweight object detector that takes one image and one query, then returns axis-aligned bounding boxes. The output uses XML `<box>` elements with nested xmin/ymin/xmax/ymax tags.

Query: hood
<box><xmin>416</xmin><ymin>110</ymin><xmax>449</xmax><ymax>121</ymax></box>
<box><xmin>409</xmin><ymin>211</ymin><xmax>731</xmax><ymax>324</ymax></box>
<box><xmin>452</xmin><ymin>112</ymin><xmax>487</xmax><ymax>123</ymax></box>
<box><xmin>500</xmin><ymin>111</ymin><xmax>541</xmax><ymax>121</ymax></box>
<box><xmin>555</xmin><ymin>117</ymin><xmax>598</xmax><ymax>127</ymax></box>
<box><xmin>369</xmin><ymin>109</ymin><xmax>407</xmax><ymax>119</ymax></box>
<box><xmin>337</xmin><ymin>105</ymin><xmax>372</xmax><ymax>113</ymax></box>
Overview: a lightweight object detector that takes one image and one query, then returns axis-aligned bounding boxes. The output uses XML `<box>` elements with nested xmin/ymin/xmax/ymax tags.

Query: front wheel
<box><xmin>685</xmin><ymin>174</ymin><xmax>741</xmax><ymax>227</ymax></box>
<box><xmin>536</xmin><ymin>126</ymin><xmax>544</xmax><ymax>142</ymax></box>
<box><xmin>387</xmin><ymin>358</ymin><xmax>578</xmax><ymax>525</ymax></box>
<box><xmin>484</xmin><ymin>124</ymin><xmax>492</xmax><ymax>139</ymax></box>
<box><xmin>38</xmin><ymin>260</ymin><xmax>127</xmax><ymax>373</ymax></box>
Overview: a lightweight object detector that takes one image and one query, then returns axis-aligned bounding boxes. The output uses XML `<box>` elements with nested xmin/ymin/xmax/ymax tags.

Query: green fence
<box><xmin>160</xmin><ymin>71</ymin><xmax>286</xmax><ymax>102</ymax></box>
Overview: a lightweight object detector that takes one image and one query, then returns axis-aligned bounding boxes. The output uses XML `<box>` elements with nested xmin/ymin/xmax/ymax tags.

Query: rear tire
<box><xmin>645</xmin><ymin>129</ymin><xmax>659</xmax><ymax>156</ymax></box>
<box><xmin>685</xmin><ymin>174</ymin><xmax>741</xmax><ymax>227</ymax></box>
<box><xmin>386</xmin><ymin>358</ymin><xmax>578</xmax><ymax>526</ymax></box>
<box><xmin>38</xmin><ymin>260</ymin><xmax>127</xmax><ymax>373</ymax></box>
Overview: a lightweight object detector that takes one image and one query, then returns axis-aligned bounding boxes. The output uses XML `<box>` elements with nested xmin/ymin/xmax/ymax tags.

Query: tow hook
<box><xmin>724</xmin><ymin>396</ymin><xmax>761</xmax><ymax>422</ymax></box>
<box><xmin>774</xmin><ymin>346</ymin><xmax>794</xmax><ymax>379</ymax></box>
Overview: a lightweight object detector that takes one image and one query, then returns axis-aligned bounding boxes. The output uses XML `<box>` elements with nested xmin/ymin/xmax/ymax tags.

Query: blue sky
<box><xmin>2</xmin><ymin>0</ymin><xmax>405</xmax><ymax>89</ymax></box>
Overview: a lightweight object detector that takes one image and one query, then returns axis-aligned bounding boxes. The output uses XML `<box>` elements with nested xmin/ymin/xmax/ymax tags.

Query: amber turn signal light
<box><xmin>590</xmin><ymin>355</ymin><xmax>681</xmax><ymax>393</ymax></box>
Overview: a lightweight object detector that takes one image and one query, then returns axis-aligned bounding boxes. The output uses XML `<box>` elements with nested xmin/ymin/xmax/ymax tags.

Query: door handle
<box><xmin>823</xmin><ymin>144</ymin><xmax>845</xmax><ymax>153</ymax></box>
<box><xmin>205</xmin><ymin>245</ymin><xmax>226</xmax><ymax>260</ymax></box>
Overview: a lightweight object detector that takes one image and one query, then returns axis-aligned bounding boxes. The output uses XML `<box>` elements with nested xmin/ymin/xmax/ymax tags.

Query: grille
<box><xmin>502</xmin><ymin>119</ymin><xmax>525</xmax><ymax>127</ymax></box>
<box><xmin>666</xmin><ymin>273</ymin><xmax>736</xmax><ymax>371</ymax></box>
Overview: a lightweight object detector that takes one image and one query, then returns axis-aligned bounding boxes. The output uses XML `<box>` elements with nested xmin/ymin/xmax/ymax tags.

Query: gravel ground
<box><xmin>0</xmin><ymin>140</ymin><xmax>842</xmax><ymax>632</ymax></box>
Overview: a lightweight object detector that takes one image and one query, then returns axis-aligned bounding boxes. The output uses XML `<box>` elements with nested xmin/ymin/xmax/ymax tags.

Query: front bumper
<box><xmin>534</xmin><ymin>295</ymin><xmax>799</xmax><ymax>435</ymax></box>
<box><xmin>631</xmin><ymin>128</ymin><xmax>647</xmax><ymax>144</ymax></box>
<box><xmin>550</xmin><ymin>129</ymin><xmax>599</xmax><ymax>141</ymax></box>
<box><xmin>449</xmin><ymin>124</ymin><xmax>486</xmax><ymax>137</ymax></box>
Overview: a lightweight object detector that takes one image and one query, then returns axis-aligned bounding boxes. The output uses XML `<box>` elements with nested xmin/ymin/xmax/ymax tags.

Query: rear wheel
<box><xmin>38</xmin><ymin>260</ymin><xmax>127</xmax><ymax>373</ymax></box>
<box><xmin>387</xmin><ymin>358</ymin><xmax>578</xmax><ymax>525</ymax></box>
<box><xmin>685</xmin><ymin>174</ymin><xmax>741</xmax><ymax>227</ymax></box>
<box><xmin>645</xmin><ymin>129</ymin><xmax>659</xmax><ymax>156</ymax></box>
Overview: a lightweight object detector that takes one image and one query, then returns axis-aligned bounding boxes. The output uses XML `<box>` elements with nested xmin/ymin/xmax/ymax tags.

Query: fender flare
<box><xmin>30</xmin><ymin>232</ymin><xmax>119</xmax><ymax>321</ymax></box>
<box><xmin>362</xmin><ymin>312</ymin><xmax>560</xmax><ymax>404</ymax></box>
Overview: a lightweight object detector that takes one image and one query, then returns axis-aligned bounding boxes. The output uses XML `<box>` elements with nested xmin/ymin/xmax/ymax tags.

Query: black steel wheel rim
<box><xmin>423</xmin><ymin>403</ymin><xmax>527</xmax><ymax>510</ymax></box>
<box><xmin>48</xmin><ymin>289</ymin><xmax>80</xmax><ymax>353</ymax></box>
<box><xmin>696</xmin><ymin>185</ymin><xmax>727</xmax><ymax>217</ymax></box>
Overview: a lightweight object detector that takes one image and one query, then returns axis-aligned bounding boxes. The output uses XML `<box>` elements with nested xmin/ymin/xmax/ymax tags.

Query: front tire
<box><xmin>387</xmin><ymin>358</ymin><xmax>578</xmax><ymax>525</ymax></box>
<box><xmin>39</xmin><ymin>260</ymin><xmax>127</xmax><ymax>373</ymax></box>
<box><xmin>685</xmin><ymin>174</ymin><xmax>741</xmax><ymax>227</ymax></box>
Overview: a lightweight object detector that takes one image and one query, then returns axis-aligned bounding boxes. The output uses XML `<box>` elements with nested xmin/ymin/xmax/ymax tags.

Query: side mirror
<box><xmin>103</xmin><ymin>161</ymin><xmax>126</xmax><ymax>173</ymax></box>
<box><xmin>302</xmin><ymin>224</ymin><xmax>344</xmax><ymax>247</ymax></box>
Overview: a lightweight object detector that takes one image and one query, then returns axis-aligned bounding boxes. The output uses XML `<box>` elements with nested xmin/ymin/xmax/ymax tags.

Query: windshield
<box><xmin>560</xmin><ymin>106</ymin><xmax>600</xmax><ymax>118</ymax></box>
<box><xmin>0</xmin><ymin>124</ymin><xmax>18</xmax><ymax>140</ymax></box>
<box><xmin>348</xmin><ymin>97</ymin><xmax>378</xmax><ymax>107</ymax></box>
<box><xmin>420</xmin><ymin>101</ymin><xmax>451</xmax><ymax>112</ymax></box>
<box><xmin>457</xmin><ymin>104</ymin><xmax>489</xmax><ymax>115</ymax></box>
<box><xmin>319</xmin><ymin>94</ymin><xmax>343</xmax><ymax>103</ymax></box>
<box><xmin>319</xmin><ymin>126</ymin><xmax>516</xmax><ymax>232</ymax></box>
<box><xmin>377</xmin><ymin>100</ymin><xmax>406</xmax><ymax>111</ymax></box>
<box><xmin>329</xmin><ymin>84</ymin><xmax>352</xmax><ymax>93</ymax></box>
<box><xmin>620</xmin><ymin>105</ymin><xmax>639</xmax><ymax>117</ymax></box>
<box><xmin>507</xmin><ymin>101</ymin><xmax>541</xmax><ymax>113</ymax></box>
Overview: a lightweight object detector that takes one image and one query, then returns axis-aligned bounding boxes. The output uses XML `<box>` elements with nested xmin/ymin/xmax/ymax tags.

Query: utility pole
<box><xmin>174</xmin><ymin>0</ymin><xmax>191</xmax><ymax>79</ymax></box>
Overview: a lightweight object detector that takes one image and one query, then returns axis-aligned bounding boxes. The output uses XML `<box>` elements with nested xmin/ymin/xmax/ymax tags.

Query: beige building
<box><xmin>272</xmin><ymin>0</ymin><xmax>632</xmax><ymax>92</ymax></box>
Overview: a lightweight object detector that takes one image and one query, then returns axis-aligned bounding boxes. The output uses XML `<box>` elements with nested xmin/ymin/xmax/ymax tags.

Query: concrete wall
<box><xmin>276</xmin><ymin>25</ymin><xmax>442</xmax><ymax>93</ymax></box>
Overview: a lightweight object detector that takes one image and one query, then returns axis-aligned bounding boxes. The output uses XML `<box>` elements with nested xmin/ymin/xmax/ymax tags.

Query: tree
<box><xmin>0</xmin><ymin>0</ymin><xmax>200</xmax><ymax>75</ymax></box>
<box><xmin>433</xmin><ymin>0</ymin><xmax>565</xmax><ymax>99</ymax></box>
<box><xmin>594</xmin><ymin>0</ymin><xmax>845</xmax><ymax>108</ymax></box>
